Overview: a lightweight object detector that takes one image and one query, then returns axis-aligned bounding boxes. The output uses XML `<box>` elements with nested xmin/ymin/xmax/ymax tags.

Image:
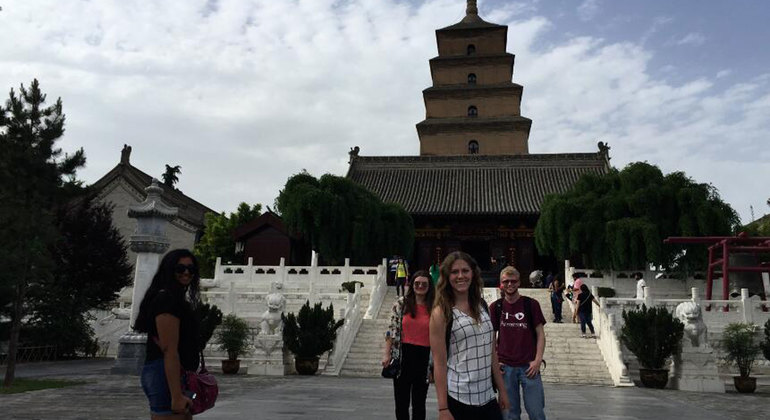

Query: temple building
<box><xmin>347</xmin><ymin>1</ymin><xmax>610</xmax><ymax>284</ymax></box>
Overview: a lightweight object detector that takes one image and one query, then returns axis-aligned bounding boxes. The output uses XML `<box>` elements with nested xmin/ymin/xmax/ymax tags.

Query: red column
<box><xmin>722</xmin><ymin>241</ymin><xmax>729</xmax><ymax>311</ymax></box>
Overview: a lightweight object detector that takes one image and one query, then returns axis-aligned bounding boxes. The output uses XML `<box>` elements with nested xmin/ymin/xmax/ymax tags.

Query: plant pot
<box><xmin>221</xmin><ymin>359</ymin><xmax>241</xmax><ymax>375</ymax></box>
<box><xmin>295</xmin><ymin>356</ymin><xmax>320</xmax><ymax>375</ymax></box>
<box><xmin>733</xmin><ymin>376</ymin><xmax>756</xmax><ymax>393</ymax></box>
<box><xmin>639</xmin><ymin>368</ymin><xmax>669</xmax><ymax>389</ymax></box>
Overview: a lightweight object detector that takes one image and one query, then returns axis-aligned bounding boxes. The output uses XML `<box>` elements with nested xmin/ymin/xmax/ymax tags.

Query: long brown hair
<box><xmin>434</xmin><ymin>251</ymin><xmax>484</xmax><ymax>324</ymax></box>
<box><xmin>403</xmin><ymin>270</ymin><xmax>435</xmax><ymax>317</ymax></box>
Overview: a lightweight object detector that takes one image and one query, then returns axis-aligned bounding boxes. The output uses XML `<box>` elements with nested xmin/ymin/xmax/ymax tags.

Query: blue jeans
<box><xmin>578</xmin><ymin>312</ymin><xmax>595</xmax><ymax>334</ymax></box>
<box><xmin>502</xmin><ymin>364</ymin><xmax>546</xmax><ymax>420</ymax></box>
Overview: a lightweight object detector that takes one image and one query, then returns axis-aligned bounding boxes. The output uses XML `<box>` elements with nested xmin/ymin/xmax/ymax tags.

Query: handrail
<box><xmin>324</xmin><ymin>283</ymin><xmax>364</xmax><ymax>375</ymax></box>
<box><xmin>364</xmin><ymin>260</ymin><xmax>388</xmax><ymax>320</ymax></box>
<box><xmin>595</xmin><ymin>297</ymin><xmax>633</xmax><ymax>386</ymax></box>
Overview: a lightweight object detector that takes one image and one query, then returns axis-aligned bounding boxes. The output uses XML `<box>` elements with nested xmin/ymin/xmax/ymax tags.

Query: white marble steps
<box><xmin>521</xmin><ymin>288</ymin><xmax>615</xmax><ymax>386</ymax></box>
<box><xmin>339</xmin><ymin>287</ymin><xmax>400</xmax><ymax>377</ymax></box>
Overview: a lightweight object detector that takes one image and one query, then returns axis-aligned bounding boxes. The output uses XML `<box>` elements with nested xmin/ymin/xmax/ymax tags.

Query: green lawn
<box><xmin>0</xmin><ymin>378</ymin><xmax>87</xmax><ymax>394</ymax></box>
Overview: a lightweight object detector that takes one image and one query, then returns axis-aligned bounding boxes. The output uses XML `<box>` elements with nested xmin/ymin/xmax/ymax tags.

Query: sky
<box><xmin>1</xmin><ymin>0</ymin><xmax>769</xmax><ymax>224</ymax></box>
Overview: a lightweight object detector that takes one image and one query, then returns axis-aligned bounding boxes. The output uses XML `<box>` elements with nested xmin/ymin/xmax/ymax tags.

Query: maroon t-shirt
<box><xmin>489</xmin><ymin>296</ymin><xmax>546</xmax><ymax>366</ymax></box>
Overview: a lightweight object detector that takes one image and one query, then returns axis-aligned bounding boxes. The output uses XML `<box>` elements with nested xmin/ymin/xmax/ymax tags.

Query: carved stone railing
<box><xmin>364</xmin><ymin>258</ymin><xmax>388</xmax><ymax>319</ymax></box>
<box><xmin>594</xmin><ymin>293</ymin><xmax>633</xmax><ymax>386</ymax></box>
<box><xmin>323</xmin><ymin>282</ymin><xmax>364</xmax><ymax>376</ymax></box>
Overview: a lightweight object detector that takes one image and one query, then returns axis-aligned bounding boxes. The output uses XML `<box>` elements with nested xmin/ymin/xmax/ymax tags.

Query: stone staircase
<box><xmin>339</xmin><ymin>286</ymin><xmax>399</xmax><ymax>376</ymax></box>
<box><xmin>523</xmin><ymin>288</ymin><xmax>614</xmax><ymax>386</ymax></box>
<box><xmin>338</xmin><ymin>287</ymin><xmax>615</xmax><ymax>386</ymax></box>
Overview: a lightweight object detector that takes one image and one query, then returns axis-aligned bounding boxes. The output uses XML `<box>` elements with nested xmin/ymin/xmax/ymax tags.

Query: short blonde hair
<box><xmin>499</xmin><ymin>266</ymin><xmax>520</xmax><ymax>280</ymax></box>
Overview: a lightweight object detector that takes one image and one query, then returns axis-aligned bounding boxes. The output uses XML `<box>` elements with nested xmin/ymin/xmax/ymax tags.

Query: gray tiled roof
<box><xmin>346</xmin><ymin>153</ymin><xmax>609</xmax><ymax>216</ymax></box>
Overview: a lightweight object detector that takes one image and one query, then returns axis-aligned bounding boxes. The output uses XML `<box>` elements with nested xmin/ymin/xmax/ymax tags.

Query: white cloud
<box><xmin>0</xmin><ymin>0</ymin><xmax>767</xmax><ymax>224</ymax></box>
<box><xmin>670</xmin><ymin>32</ymin><xmax>707</xmax><ymax>47</ymax></box>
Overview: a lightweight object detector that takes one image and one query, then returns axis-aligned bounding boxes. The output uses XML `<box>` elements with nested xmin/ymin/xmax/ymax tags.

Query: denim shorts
<box><xmin>141</xmin><ymin>358</ymin><xmax>174</xmax><ymax>415</ymax></box>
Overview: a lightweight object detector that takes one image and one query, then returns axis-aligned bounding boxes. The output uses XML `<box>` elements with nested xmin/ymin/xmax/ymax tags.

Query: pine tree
<box><xmin>0</xmin><ymin>80</ymin><xmax>85</xmax><ymax>386</ymax></box>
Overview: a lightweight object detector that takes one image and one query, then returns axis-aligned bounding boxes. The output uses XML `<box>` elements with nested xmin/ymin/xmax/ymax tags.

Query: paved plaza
<box><xmin>1</xmin><ymin>359</ymin><xmax>769</xmax><ymax>420</ymax></box>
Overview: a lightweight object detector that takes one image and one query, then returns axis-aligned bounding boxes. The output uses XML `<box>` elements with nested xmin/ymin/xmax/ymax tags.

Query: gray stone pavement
<box><xmin>1</xmin><ymin>359</ymin><xmax>769</xmax><ymax>420</ymax></box>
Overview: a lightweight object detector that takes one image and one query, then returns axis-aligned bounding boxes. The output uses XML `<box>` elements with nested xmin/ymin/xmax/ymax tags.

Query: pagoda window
<box><xmin>467</xmin><ymin>44</ymin><xmax>476</xmax><ymax>55</ymax></box>
<box><xmin>468</xmin><ymin>140</ymin><xmax>479</xmax><ymax>154</ymax></box>
<box><xmin>468</xmin><ymin>106</ymin><xmax>478</xmax><ymax>117</ymax></box>
<box><xmin>468</xmin><ymin>73</ymin><xmax>477</xmax><ymax>84</ymax></box>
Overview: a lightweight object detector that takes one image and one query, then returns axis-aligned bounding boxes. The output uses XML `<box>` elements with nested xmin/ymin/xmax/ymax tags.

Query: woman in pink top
<box><xmin>383</xmin><ymin>270</ymin><xmax>435</xmax><ymax>420</ymax></box>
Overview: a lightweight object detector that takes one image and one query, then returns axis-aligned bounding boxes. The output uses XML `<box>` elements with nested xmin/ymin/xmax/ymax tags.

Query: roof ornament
<box><xmin>466</xmin><ymin>0</ymin><xmax>478</xmax><ymax>16</ymax></box>
<box><xmin>348</xmin><ymin>145</ymin><xmax>360</xmax><ymax>164</ymax></box>
<box><xmin>597</xmin><ymin>141</ymin><xmax>611</xmax><ymax>160</ymax></box>
<box><xmin>120</xmin><ymin>144</ymin><xmax>132</xmax><ymax>165</ymax></box>
<box><xmin>461</xmin><ymin>0</ymin><xmax>482</xmax><ymax>23</ymax></box>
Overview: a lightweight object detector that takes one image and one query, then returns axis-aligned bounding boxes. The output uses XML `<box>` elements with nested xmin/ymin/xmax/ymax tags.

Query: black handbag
<box><xmin>381</xmin><ymin>358</ymin><xmax>401</xmax><ymax>378</ymax></box>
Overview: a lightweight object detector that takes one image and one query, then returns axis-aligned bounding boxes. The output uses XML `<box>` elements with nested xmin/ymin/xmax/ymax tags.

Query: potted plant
<box><xmin>282</xmin><ymin>300</ymin><xmax>344</xmax><ymax>375</ymax></box>
<box><xmin>215</xmin><ymin>314</ymin><xmax>251</xmax><ymax>374</ymax></box>
<box><xmin>620</xmin><ymin>305</ymin><xmax>684</xmax><ymax>388</ymax></box>
<box><xmin>721</xmin><ymin>322</ymin><xmax>761</xmax><ymax>393</ymax></box>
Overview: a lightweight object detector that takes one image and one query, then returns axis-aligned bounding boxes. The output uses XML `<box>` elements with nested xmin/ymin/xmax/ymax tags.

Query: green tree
<box><xmin>161</xmin><ymin>164</ymin><xmax>181</xmax><ymax>187</ymax></box>
<box><xmin>194</xmin><ymin>202</ymin><xmax>262</xmax><ymax>277</ymax></box>
<box><xmin>24</xmin><ymin>195</ymin><xmax>132</xmax><ymax>357</ymax></box>
<box><xmin>275</xmin><ymin>172</ymin><xmax>413</xmax><ymax>265</ymax></box>
<box><xmin>0</xmin><ymin>80</ymin><xmax>85</xmax><ymax>386</ymax></box>
<box><xmin>535</xmin><ymin>162</ymin><xmax>739</xmax><ymax>272</ymax></box>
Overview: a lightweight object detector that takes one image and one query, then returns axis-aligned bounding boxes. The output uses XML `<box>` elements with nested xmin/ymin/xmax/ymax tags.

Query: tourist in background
<box><xmin>383</xmin><ymin>270</ymin><xmax>436</xmax><ymax>420</ymax></box>
<box><xmin>135</xmin><ymin>249</ymin><xmax>202</xmax><ymax>419</ymax></box>
<box><xmin>634</xmin><ymin>273</ymin><xmax>646</xmax><ymax>300</ymax></box>
<box><xmin>396</xmin><ymin>258</ymin><xmax>409</xmax><ymax>297</ymax></box>
<box><xmin>572</xmin><ymin>284</ymin><xmax>600</xmax><ymax>338</ymax></box>
<box><xmin>548</xmin><ymin>277</ymin><xmax>564</xmax><ymax>323</ymax></box>
<box><xmin>429</xmin><ymin>251</ymin><xmax>508</xmax><ymax>420</ymax></box>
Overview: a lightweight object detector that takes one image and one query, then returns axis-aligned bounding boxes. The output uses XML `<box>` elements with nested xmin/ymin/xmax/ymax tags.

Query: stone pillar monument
<box><xmin>112</xmin><ymin>179</ymin><xmax>178</xmax><ymax>374</ymax></box>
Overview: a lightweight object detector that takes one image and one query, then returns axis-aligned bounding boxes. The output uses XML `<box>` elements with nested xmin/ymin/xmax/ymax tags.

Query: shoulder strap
<box><xmin>493</xmin><ymin>299</ymin><xmax>502</xmax><ymax>332</ymax></box>
<box><xmin>523</xmin><ymin>296</ymin><xmax>537</xmax><ymax>343</ymax></box>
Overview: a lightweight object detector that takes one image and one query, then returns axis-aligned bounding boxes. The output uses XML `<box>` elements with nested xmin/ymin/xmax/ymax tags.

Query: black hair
<box><xmin>133</xmin><ymin>249</ymin><xmax>201</xmax><ymax>332</ymax></box>
<box><xmin>403</xmin><ymin>270</ymin><xmax>435</xmax><ymax>318</ymax></box>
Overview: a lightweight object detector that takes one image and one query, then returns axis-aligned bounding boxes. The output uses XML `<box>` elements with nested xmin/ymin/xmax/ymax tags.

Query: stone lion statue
<box><xmin>675</xmin><ymin>301</ymin><xmax>708</xmax><ymax>347</ymax></box>
<box><xmin>259</xmin><ymin>282</ymin><xmax>286</xmax><ymax>336</ymax></box>
<box><xmin>529</xmin><ymin>270</ymin><xmax>543</xmax><ymax>288</ymax></box>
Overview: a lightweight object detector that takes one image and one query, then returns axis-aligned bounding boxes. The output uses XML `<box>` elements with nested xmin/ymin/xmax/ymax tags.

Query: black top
<box><xmin>577</xmin><ymin>292</ymin><xmax>594</xmax><ymax>316</ymax></box>
<box><xmin>144</xmin><ymin>290</ymin><xmax>200</xmax><ymax>371</ymax></box>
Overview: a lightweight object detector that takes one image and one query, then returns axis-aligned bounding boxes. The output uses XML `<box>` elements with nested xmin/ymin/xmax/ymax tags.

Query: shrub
<box><xmin>216</xmin><ymin>314</ymin><xmax>251</xmax><ymax>360</ymax></box>
<box><xmin>620</xmin><ymin>305</ymin><xmax>683</xmax><ymax>369</ymax></box>
<box><xmin>762</xmin><ymin>319</ymin><xmax>770</xmax><ymax>362</ymax></box>
<box><xmin>282</xmin><ymin>300</ymin><xmax>344</xmax><ymax>359</ymax></box>
<box><xmin>340</xmin><ymin>281</ymin><xmax>364</xmax><ymax>293</ymax></box>
<box><xmin>722</xmin><ymin>322</ymin><xmax>761</xmax><ymax>378</ymax></box>
<box><xmin>597</xmin><ymin>287</ymin><xmax>616</xmax><ymax>298</ymax></box>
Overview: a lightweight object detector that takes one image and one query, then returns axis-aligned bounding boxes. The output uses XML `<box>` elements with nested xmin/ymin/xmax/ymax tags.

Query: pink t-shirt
<box><xmin>489</xmin><ymin>297</ymin><xmax>546</xmax><ymax>366</ymax></box>
<box><xmin>401</xmin><ymin>304</ymin><xmax>430</xmax><ymax>347</ymax></box>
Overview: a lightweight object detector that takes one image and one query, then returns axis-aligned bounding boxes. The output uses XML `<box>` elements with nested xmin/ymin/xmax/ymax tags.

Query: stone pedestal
<box><xmin>671</xmin><ymin>343</ymin><xmax>725</xmax><ymax>393</ymax></box>
<box><xmin>111</xmin><ymin>179</ymin><xmax>178</xmax><ymax>375</ymax></box>
<box><xmin>110</xmin><ymin>332</ymin><xmax>147</xmax><ymax>375</ymax></box>
<box><xmin>246</xmin><ymin>335</ymin><xmax>287</xmax><ymax>376</ymax></box>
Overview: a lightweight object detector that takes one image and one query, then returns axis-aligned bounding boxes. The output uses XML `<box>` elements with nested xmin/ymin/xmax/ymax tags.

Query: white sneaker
<box><xmin>581</xmin><ymin>334</ymin><xmax>586</xmax><ymax>338</ymax></box>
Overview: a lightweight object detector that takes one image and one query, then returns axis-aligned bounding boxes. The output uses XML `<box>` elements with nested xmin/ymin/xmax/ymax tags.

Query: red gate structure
<box><xmin>664</xmin><ymin>233</ymin><xmax>770</xmax><ymax>310</ymax></box>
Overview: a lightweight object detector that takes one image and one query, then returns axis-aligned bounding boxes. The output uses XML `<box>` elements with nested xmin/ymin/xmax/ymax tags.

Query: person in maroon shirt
<box><xmin>489</xmin><ymin>266</ymin><xmax>547</xmax><ymax>420</ymax></box>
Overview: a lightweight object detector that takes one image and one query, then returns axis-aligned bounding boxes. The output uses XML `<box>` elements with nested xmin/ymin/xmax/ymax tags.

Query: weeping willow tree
<box><xmin>535</xmin><ymin>162</ymin><xmax>740</xmax><ymax>272</ymax></box>
<box><xmin>275</xmin><ymin>172</ymin><xmax>413</xmax><ymax>265</ymax></box>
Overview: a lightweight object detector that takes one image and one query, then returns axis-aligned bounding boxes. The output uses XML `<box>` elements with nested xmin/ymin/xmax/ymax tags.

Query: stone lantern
<box><xmin>112</xmin><ymin>179</ymin><xmax>178</xmax><ymax>374</ymax></box>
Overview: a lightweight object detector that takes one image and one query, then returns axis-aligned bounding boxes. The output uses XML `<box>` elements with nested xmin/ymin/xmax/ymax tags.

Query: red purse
<box><xmin>183</xmin><ymin>352</ymin><xmax>218</xmax><ymax>414</ymax></box>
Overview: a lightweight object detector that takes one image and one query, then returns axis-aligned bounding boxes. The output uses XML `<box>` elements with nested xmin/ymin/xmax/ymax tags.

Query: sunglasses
<box><xmin>174</xmin><ymin>264</ymin><xmax>197</xmax><ymax>275</ymax></box>
<box><xmin>412</xmin><ymin>282</ymin><xmax>429</xmax><ymax>288</ymax></box>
